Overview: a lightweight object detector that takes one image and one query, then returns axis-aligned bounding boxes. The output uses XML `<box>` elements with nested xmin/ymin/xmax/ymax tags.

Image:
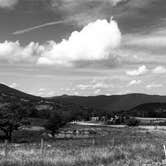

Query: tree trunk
<box><xmin>8</xmin><ymin>131</ymin><xmax>12</xmax><ymax>142</ymax></box>
<box><xmin>5</xmin><ymin>131</ymin><xmax>12</xmax><ymax>142</ymax></box>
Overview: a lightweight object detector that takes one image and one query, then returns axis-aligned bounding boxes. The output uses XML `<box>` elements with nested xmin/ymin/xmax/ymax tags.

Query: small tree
<box><xmin>44</xmin><ymin>111</ymin><xmax>68</xmax><ymax>137</ymax></box>
<box><xmin>0</xmin><ymin>103</ymin><xmax>29</xmax><ymax>142</ymax></box>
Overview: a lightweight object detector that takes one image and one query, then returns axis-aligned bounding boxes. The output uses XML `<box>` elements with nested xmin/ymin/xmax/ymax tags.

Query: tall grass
<box><xmin>0</xmin><ymin>127</ymin><xmax>165</xmax><ymax>166</ymax></box>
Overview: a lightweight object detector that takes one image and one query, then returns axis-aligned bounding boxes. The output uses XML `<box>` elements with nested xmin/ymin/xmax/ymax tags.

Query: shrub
<box><xmin>126</xmin><ymin>118</ymin><xmax>140</xmax><ymax>127</ymax></box>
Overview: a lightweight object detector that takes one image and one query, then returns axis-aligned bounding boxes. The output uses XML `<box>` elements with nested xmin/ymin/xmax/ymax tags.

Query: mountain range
<box><xmin>52</xmin><ymin>93</ymin><xmax>166</xmax><ymax>112</ymax></box>
<box><xmin>1</xmin><ymin>83</ymin><xmax>166</xmax><ymax>116</ymax></box>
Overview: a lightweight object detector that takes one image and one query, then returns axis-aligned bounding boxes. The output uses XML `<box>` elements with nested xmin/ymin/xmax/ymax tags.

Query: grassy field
<box><xmin>0</xmin><ymin>125</ymin><xmax>166</xmax><ymax>166</ymax></box>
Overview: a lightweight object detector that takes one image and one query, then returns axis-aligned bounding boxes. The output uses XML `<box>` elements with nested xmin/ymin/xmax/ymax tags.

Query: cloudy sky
<box><xmin>0</xmin><ymin>0</ymin><xmax>166</xmax><ymax>96</ymax></box>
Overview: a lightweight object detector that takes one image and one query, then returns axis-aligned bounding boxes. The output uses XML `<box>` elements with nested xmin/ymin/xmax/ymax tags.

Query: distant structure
<box><xmin>91</xmin><ymin>116</ymin><xmax>99</xmax><ymax>121</ymax></box>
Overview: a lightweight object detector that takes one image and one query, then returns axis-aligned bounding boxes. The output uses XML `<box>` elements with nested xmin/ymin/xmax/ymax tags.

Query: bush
<box><xmin>126</xmin><ymin>118</ymin><xmax>140</xmax><ymax>127</ymax></box>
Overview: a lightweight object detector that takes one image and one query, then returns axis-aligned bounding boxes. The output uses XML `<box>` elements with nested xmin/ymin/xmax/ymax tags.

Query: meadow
<box><xmin>0</xmin><ymin>125</ymin><xmax>165</xmax><ymax>166</ymax></box>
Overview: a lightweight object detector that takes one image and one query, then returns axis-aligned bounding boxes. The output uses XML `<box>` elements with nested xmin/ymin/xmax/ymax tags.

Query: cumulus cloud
<box><xmin>94</xmin><ymin>89</ymin><xmax>101</xmax><ymax>95</ymax></box>
<box><xmin>76</xmin><ymin>79</ymin><xmax>113</xmax><ymax>92</ymax></box>
<box><xmin>112</xmin><ymin>0</ymin><xmax>127</xmax><ymax>6</ymax></box>
<box><xmin>37</xmin><ymin>88</ymin><xmax>56</xmax><ymax>97</ymax></box>
<box><xmin>0</xmin><ymin>19</ymin><xmax>121</xmax><ymax>67</ymax></box>
<box><xmin>0</xmin><ymin>41</ymin><xmax>43</xmax><ymax>63</ymax></box>
<box><xmin>128</xmin><ymin>80</ymin><xmax>141</xmax><ymax>86</ymax></box>
<box><xmin>152</xmin><ymin>66</ymin><xmax>166</xmax><ymax>74</ymax></box>
<box><xmin>126</xmin><ymin>65</ymin><xmax>148</xmax><ymax>76</ymax></box>
<box><xmin>37</xmin><ymin>19</ymin><xmax>121</xmax><ymax>66</ymax></box>
<box><xmin>146</xmin><ymin>83</ymin><xmax>163</xmax><ymax>89</ymax></box>
<box><xmin>0</xmin><ymin>0</ymin><xmax>18</xmax><ymax>8</ymax></box>
<box><xmin>77</xmin><ymin>82</ymin><xmax>111</xmax><ymax>90</ymax></box>
<box><xmin>77</xmin><ymin>84</ymin><xmax>90</xmax><ymax>90</ymax></box>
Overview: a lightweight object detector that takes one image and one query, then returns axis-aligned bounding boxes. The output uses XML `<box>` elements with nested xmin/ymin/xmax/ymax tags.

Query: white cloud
<box><xmin>38</xmin><ymin>88</ymin><xmax>46</xmax><ymax>92</ymax></box>
<box><xmin>126</xmin><ymin>65</ymin><xmax>148</xmax><ymax>76</ymax></box>
<box><xmin>46</xmin><ymin>91</ymin><xmax>56</xmax><ymax>97</ymax></box>
<box><xmin>37</xmin><ymin>19</ymin><xmax>121</xmax><ymax>66</ymax></box>
<box><xmin>77</xmin><ymin>84</ymin><xmax>90</xmax><ymax>90</ymax></box>
<box><xmin>111</xmin><ymin>0</ymin><xmax>126</xmax><ymax>6</ymax></box>
<box><xmin>73</xmin><ymin>91</ymin><xmax>79</xmax><ymax>96</ymax></box>
<box><xmin>0</xmin><ymin>19</ymin><xmax>121</xmax><ymax>67</ymax></box>
<box><xmin>37</xmin><ymin>88</ymin><xmax>56</xmax><ymax>97</ymax></box>
<box><xmin>90</xmin><ymin>83</ymin><xmax>108</xmax><ymax>89</ymax></box>
<box><xmin>0</xmin><ymin>0</ymin><xmax>18</xmax><ymax>8</ymax></box>
<box><xmin>0</xmin><ymin>41</ymin><xmax>43</xmax><ymax>63</ymax></box>
<box><xmin>152</xmin><ymin>66</ymin><xmax>166</xmax><ymax>74</ymax></box>
<box><xmin>92</xmin><ymin>82</ymin><xmax>109</xmax><ymax>89</ymax></box>
<box><xmin>146</xmin><ymin>83</ymin><xmax>163</xmax><ymax>89</ymax></box>
<box><xmin>37</xmin><ymin>88</ymin><xmax>46</xmax><ymax>96</ymax></box>
<box><xmin>77</xmin><ymin>80</ymin><xmax>113</xmax><ymax>91</ymax></box>
<box><xmin>128</xmin><ymin>80</ymin><xmax>141</xmax><ymax>86</ymax></box>
<box><xmin>94</xmin><ymin>89</ymin><xmax>101</xmax><ymax>95</ymax></box>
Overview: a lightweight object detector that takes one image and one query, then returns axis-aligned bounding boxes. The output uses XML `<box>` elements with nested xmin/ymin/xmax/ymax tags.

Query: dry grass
<box><xmin>0</xmin><ymin>126</ymin><xmax>165</xmax><ymax>166</ymax></box>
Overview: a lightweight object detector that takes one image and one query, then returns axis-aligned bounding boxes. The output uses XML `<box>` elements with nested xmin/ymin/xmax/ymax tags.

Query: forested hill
<box><xmin>0</xmin><ymin>83</ymin><xmax>41</xmax><ymax>101</ymax></box>
<box><xmin>52</xmin><ymin>93</ymin><xmax>166</xmax><ymax>112</ymax></box>
<box><xmin>0</xmin><ymin>83</ymin><xmax>92</xmax><ymax>120</ymax></box>
<box><xmin>1</xmin><ymin>83</ymin><xmax>166</xmax><ymax>116</ymax></box>
<box><xmin>123</xmin><ymin>103</ymin><xmax>166</xmax><ymax>118</ymax></box>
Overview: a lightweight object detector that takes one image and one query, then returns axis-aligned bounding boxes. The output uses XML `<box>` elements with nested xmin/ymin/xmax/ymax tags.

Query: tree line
<box><xmin>0</xmin><ymin>100</ymin><xmax>141</xmax><ymax>142</ymax></box>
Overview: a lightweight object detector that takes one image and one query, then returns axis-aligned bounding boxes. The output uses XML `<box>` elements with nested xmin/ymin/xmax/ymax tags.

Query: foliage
<box><xmin>0</xmin><ymin>103</ymin><xmax>29</xmax><ymax>141</ymax></box>
<box><xmin>44</xmin><ymin>111</ymin><xmax>68</xmax><ymax>136</ymax></box>
<box><xmin>126</xmin><ymin>117</ymin><xmax>140</xmax><ymax>127</ymax></box>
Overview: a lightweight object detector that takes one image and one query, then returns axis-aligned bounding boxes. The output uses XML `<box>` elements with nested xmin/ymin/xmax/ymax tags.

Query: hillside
<box><xmin>1</xmin><ymin>83</ymin><xmax>166</xmax><ymax>116</ymax></box>
<box><xmin>0</xmin><ymin>83</ymin><xmax>91</xmax><ymax>120</ymax></box>
<box><xmin>124</xmin><ymin>103</ymin><xmax>166</xmax><ymax>118</ymax></box>
<box><xmin>53</xmin><ymin>93</ymin><xmax>166</xmax><ymax>112</ymax></box>
<box><xmin>0</xmin><ymin>83</ymin><xmax>41</xmax><ymax>102</ymax></box>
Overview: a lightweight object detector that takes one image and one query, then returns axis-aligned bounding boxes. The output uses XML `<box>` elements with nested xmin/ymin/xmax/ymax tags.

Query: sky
<box><xmin>0</xmin><ymin>0</ymin><xmax>166</xmax><ymax>97</ymax></box>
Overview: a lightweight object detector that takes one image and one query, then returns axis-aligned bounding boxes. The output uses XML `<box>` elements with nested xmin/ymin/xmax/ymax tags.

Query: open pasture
<box><xmin>0</xmin><ymin>125</ymin><xmax>165</xmax><ymax>166</ymax></box>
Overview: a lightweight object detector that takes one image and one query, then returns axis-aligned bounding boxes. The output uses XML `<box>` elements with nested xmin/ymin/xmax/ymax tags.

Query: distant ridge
<box><xmin>52</xmin><ymin>93</ymin><xmax>166</xmax><ymax>112</ymax></box>
<box><xmin>1</xmin><ymin>83</ymin><xmax>166</xmax><ymax>112</ymax></box>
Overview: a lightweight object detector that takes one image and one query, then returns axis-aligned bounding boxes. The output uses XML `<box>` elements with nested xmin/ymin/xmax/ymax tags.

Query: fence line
<box><xmin>4</xmin><ymin>140</ymin><xmax>8</xmax><ymax>159</ymax></box>
<box><xmin>40</xmin><ymin>138</ymin><xmax>45</xmax><ymax>158</ymax></box>
<box><xmin>2</xmin><ymin>139</ymin><xmax>46</xmax><ymax>159</ymax></box>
